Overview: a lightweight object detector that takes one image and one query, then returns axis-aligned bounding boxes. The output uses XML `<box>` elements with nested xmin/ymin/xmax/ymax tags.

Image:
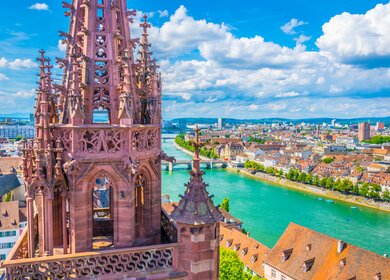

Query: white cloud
<box><xmin>281</xmin><ymin>18</ymin><xmax>307</xmax><ymax>35</ymax></box>
<box><xmin>0</xmin><ymin>73</ymin><xmax>9</xmax><ymax>81</ymax></box>
<box><xmin>158</xmin><ymin>10</ymin><xmax>169</xmax><ymax>18</ymax></box>
<box><xmin>316</xmin><ymin>3</ymin><xmax>390</xmax><ymax>65</ymax></box>
<box><xmin>147</xmin><ymin>5</ymin><xmax>229</xmax><ymax>57</ymax></box>
<box><xmin>294</xmin><ymin>34</ymin><xmax>311</xmax><ymax>45</ymax></box>
<box><xmin>269</xmin><ymin>103</ymin><xmax>287</xmax><ymax>111</ymax></box>
<box><xmin>15</xmin><ymin>89</ymin><xmax>35</xmax><ymax>98</ymax></box>
<box><xmin>248</xmin><ymin>104</ymin><xmax>258</xmax><ymax>111</ymax></box>
<box><xmin>58</xmin><ymin>40</ymin><xmax>67</xmax><ymax>52</ymax></box>
<box><xmin>275</xmin><ymin>91</ymin><xmax>301</xmax><ymax>98</ymax></box>
<box><xmin>0</xmin><ymin>57</ymin><xmax>37</xmax><ymax>69</ymax></box>
<box><xmin>28</xmin><ymin>3</ymin><xmax>49</xmax><ymax>11</ymax></box>
<box><xmin>9</xmin><ymin>59</ymin><xmax>37</xmax><ymax>69</ymax></box>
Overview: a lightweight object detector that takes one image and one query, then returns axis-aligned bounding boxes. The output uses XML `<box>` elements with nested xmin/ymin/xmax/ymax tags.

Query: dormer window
<box><xmin>302</xmin><ymin>258</ymin><xmax>315</xmax><ymax>272</ymax></box>
<box><xmin>281</xmin><ymin>248</ymin><xmax>293</xmax><ymax>262</ymax></box>
<box><xmin>374</xmin><ymin>273</ymin><xmax>381</xmax><ymax>280</ymax></box>
<box><xmin>233</xmin><ymin>243</ymin><xmax>241</xmax><ymax>251</ymax></box>
<box><xmin>306</xmin><ymin>244</ymin><xmax>312</xmax><ymax>251</ymax></box>
<box><xmin>340</xmin><ymin>258</ymin><xmax>346</xmax><ymax>267</ymax></box>
<box><xmin>241</xmin><ymin>247</ymin><xmax>248</xmax><ymax>256</ymax></box>
<box><xmin>226</xmin><ymin>239</ymin><xmax>233</xmax><ymax>247</ymax></box>
<box><xmin>251</xmin><ymin>254</ymin><xmax>258</xmax><ymax>263</ymax></box>
<box><xmin>219</xmin><ymin>234</ymin><xmax>224</xmax><ymax>241</ymax></box>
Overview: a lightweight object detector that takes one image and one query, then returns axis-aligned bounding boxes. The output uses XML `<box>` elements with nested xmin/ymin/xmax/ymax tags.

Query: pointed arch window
<box><xmin>135</xmin><ymin>172</ymin><xmax>148</xmax><ymax>228</ymax></box>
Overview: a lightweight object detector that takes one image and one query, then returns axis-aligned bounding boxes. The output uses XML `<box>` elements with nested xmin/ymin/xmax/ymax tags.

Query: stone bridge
<box><xmin>161</xmin><ymin>159</ymin><xmax>227</xmax><ymax>171</ymax></box>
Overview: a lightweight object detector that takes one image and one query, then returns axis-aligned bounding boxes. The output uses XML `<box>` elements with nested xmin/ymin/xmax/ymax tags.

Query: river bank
<box><xmin>173</xmin><ymin>142</ymin><xmax>390</xmax><ymax>212</ymax></box>
<box><xmin>229</xmin><ymin>167</ymin><xmax>390</xmax><ymax>213</ymax></box>
<box><xmin>173</xmin><ymin>141</ymin><xmax>210</xmax><ymax>160</ymax></box>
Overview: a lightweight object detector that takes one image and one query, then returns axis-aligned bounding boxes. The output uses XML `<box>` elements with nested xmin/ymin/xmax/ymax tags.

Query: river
<box><xmin>161</xmin><ymin>137</ymin><xmax>390</xmax><ymax>255</ymax></box>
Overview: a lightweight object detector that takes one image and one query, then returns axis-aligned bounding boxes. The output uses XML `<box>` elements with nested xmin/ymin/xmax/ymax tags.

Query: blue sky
<box><xmin>0</xmin><ymin>1</ymin><xmax>389</xmax><ymax>119</ymax></box>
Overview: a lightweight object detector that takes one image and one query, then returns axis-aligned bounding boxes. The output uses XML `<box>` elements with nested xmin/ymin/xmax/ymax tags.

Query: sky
<box><xmin>0</xmin><ymin>1</ymin><xmax>389</xmax><ymax>119</ymax></box>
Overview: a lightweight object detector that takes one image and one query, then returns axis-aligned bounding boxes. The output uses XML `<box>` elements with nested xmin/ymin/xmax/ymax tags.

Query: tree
<box><xmin>297</xmin><ymin>172</ymin><xmax>307</xmax><ymax>183</ymax></box>
<box><xmin>325</xmin><ymin>177</ymin><xmax>334</xmax><ymax>189</ymax></box>
<box><xmin>359</xmin><ymin>183</ymin><xmax>369</xmax><ymax>197</ymax></box>
<box><xmin>265</xmin><ymin>166</ymin><xmax>274</xmax><ymax>174</ymax></box>
<box><xmin>221</xmin><ymin>197</ymin><xmax>230</xmax><ymax>213</ymax></box>
<box><xmin>15</xmin><ymin>134</ymin><xmax>25</xmax><ymax>141</ymax></box>
<box><xmin>219</xmin><ymin>248</ymin><xmax>258</xmax><ymax>280</ymax></box>
<box><xmin>305</xmin><ymin>173</ymin><xmax>313</xmax><ymax>185</ymax></box>
<box><xmin>382</xmin><ymin>189</ymin><xmax>390</xmax><ymax>202</ymax></box>
<box><xmin>322</xmin><ymin>157</ymin><xmax>334</xmax><ymax>164</ymax></box>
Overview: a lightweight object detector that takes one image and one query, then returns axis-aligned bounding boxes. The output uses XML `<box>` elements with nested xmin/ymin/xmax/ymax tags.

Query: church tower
<box><xmin>3</xmin><ymin>1</ymin><xmax>222</xmax><ymax>279</ymax></box>
<box><xmin>171</xmin><ymin>126</ymin><xmax>222</xmax><ymax>280</ymax></box>
<box><xmin>22</xmin><ymin>0</ymin><xmax>162</xmax><ymax>256</ymax></box>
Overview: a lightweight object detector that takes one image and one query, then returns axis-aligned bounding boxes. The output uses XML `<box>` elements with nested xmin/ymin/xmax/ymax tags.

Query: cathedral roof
<box><xmin>170</xmin><ymin>127</ymin><xmax>222</xmax><ymax>225</ymax></box>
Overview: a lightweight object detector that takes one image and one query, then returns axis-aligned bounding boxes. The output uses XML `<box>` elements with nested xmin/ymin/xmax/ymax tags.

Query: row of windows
<box><xmin>271</xmin><ymin>269</ymin><xmax>286</xmax><ymax>280</ymax></box>
<box><xmin>0</xmin><ymin>231</ymin><xmax>16</xmax><ymax>237</ymax></box>
<box><xmin>0</xmin><ymin>242</ymin><xmax>15</xmax><ymax>249</ymax></box>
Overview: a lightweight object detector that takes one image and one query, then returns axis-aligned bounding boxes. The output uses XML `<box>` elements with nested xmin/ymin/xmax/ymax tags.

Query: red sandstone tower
<box><xmin>2</xmin><ymin>1</ymin><xmax>221</xmax><ymax>279</ymax></box>
<box><xmin>23</xmin><ymin>0</ymin><xmax>162</xmax><ymax>256</ymax></box>
<box><xmin>171</xmin><ymin>126</ymin><xmax>222</xmax><ymax>280</ymax></box>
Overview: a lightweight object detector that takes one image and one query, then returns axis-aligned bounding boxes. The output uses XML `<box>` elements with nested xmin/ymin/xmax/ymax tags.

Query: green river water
<box><xmin>161</xmin><ymin>138</ymin><xmax>390</xmax><ymax>255</ymax></box>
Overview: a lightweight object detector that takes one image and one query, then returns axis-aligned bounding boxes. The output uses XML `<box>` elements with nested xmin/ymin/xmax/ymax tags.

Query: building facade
<box><xmin>0</xmin><ymin>126</ymin><xmax>35</xmax><ymax>139</ymax></box>
<box><xmin>0</xmin><ymin>201</ymin><xmax>26</xmax><ymax>261</ymax></box>
<box><xmin>358</xmin><ymin>122</ymin><xmax>371</xmax><ymax>142</ymax></box>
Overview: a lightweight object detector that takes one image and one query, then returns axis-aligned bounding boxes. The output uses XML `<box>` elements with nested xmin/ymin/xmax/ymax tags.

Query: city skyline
<box><xmin>0</xmin><ymin>0</ymin><xmax>389</xmax><ymax>118</ymax></box>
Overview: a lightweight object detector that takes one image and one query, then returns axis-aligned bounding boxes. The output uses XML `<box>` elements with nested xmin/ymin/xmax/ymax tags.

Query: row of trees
<box><xmin>175</xmin><ymin>134</ymin><xmax>219</xmax><ymax>159</ymax></box>
<box><xmin>244</xmin><ymin>161</ymin><xmax>390</xmax><ymax>202</ymax></box>
<box><xmin>363</xmin><ymin>135</ymin><xmax>390</xmax><ymax>144</ymax></box>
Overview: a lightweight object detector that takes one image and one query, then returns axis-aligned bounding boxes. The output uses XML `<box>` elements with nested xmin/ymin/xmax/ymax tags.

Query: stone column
<box><xmin>61</xmin><ymin>192</ymin><xmax>68</xmax><ymax>254</ymax></box>
<box><xmin>45</xmin><ymin>192</ymin><xmax>54</xmax><ymax>255</ymax></box>
<box><xmin>27</xmin><ymin>197</ymin><xmax>35</xmax><ymax>258</ymax></box>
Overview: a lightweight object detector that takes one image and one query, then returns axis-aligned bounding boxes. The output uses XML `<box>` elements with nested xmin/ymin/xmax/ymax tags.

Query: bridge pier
<box><xmin>168</xmin><ymin>162</ymin><xmax>173</xmax><ymax>172</ymax></box>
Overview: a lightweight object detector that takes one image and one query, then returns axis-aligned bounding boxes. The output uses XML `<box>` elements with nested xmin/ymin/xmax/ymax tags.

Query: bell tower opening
<box><xmin>92</xmin><ymin>176</ymin><xmax>113</xmax><ymax>249</ymax></box>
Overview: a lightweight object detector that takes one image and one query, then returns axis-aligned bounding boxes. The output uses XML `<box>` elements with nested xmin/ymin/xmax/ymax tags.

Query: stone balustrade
<box><xmin>56</xmin><ymin>124</ymin><xmax>161</xmax><ymax>157</ymax></box>
<box><xmin>2</xmin><ymin>242</ymin><xmax>178</xmax><ymax>279</ymax></box>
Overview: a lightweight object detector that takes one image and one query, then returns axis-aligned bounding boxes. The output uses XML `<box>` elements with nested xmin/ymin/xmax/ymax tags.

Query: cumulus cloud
<box><xmin>147</xmin><ymin>5</ymin><xmax>229</xmax><ymax>57</ymax></box>
<box><xmin>28</xmin><ymin>3</ymin><xmax>49</xmax><ymax>11</ymax></box>
<box><xmin>0</xmin><ymin>57</ymin><xmax>37</xmax><ymax>69</ymax></box>
<box><xmin>281</xmin><ymin>18</ymin><xmax>307</xmax><ymax>35</ymax></box>
<box><xmin>150</xmin><ymin>5</ymin><xmax>390</xmax><ymax>119</ymax></box>
<box><xmin>316</xmin><ymin>2</ymin><xmax>390</xmax><ymax>66</ymax></box>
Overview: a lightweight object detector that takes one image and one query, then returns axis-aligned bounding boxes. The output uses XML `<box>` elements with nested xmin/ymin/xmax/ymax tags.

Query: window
<box><xmin>0</xmin><ymin>254</ymin><xmax>6</xmax><ymax>260</ymax></box>
<box><xmin>281</xmin><ymin>275</ymin><xmax>286</xmax><ymax>280</ymax></box>
<box><xmin>0</xmin><ymin>231</ymin><xmax>16</xmax><ymax>237</ymax></box>
<box><xmin>271</xmin><ymin>269</ymin><xmax>276</xmax><ymax>278</ymax></box>
<box><xmin>0</xmin><ymin>242</ymin><xmax>15</xmax><ymax>249</ymax></box>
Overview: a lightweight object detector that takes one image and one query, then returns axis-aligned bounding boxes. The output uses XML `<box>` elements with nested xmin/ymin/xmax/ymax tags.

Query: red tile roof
<box><xmin>264</xmin><ymin>223</ymin><xmax>390</xmax><ymax>280</ymax></box>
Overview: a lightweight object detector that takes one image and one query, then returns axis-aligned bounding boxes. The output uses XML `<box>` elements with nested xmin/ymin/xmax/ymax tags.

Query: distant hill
<box><xmin>170</xmin><ymin>116</ymin><xmax>390</xmax><ymax>125</ymax></box>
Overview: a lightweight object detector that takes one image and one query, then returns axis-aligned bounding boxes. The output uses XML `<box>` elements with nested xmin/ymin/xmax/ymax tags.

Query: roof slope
<box><xmin>264</xmin><ymin>222</ymin><xmax>390</xmax><ymax>280</ymax></box>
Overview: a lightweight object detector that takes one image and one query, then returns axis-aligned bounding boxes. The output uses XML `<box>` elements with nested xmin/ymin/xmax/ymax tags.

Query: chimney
<box><xmin>337</xmin><ymin>240</ymin><xmax>345</xmax><ymax>254</ymax></box>
<box><xmin>246</xmin><ymin>231</ymin><xmax>250</xmax><ymax>237</ymax></box>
